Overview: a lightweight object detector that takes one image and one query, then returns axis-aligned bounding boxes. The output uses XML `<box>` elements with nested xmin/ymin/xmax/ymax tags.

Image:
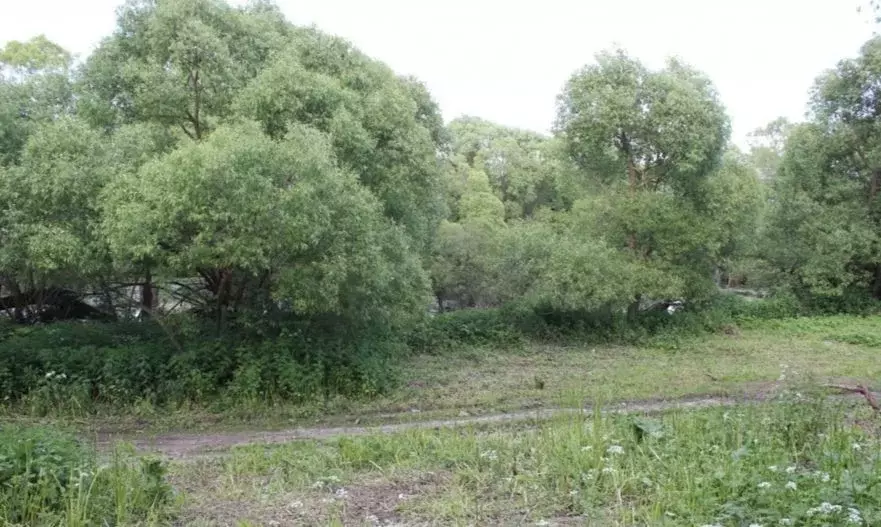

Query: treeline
<box><xmin>1</xmin><ymin>0</ymin><xmax>880</xmax><ymax>407</ymax></box>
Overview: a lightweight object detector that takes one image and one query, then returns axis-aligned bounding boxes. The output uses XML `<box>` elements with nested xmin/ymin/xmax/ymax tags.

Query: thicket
<box><xmin>3</xmin><ymin>0</ymin><xmax>881</xmax><ymax>411</ymax></box>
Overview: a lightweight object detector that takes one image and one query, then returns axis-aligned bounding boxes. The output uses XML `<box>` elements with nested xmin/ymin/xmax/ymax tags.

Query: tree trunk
<box><xmin>627</xmin><ymin>294</ymin><xmax>642</xmax><ymax>321</ymax></box>
<box><xmin>872</xmin><ymin>264</ymin><xmax>881</xmax><ymax>300</ymax></box>
<box><xmin>140</xmin><ymin>271</ymin><xmax>154</xmax><ymax>317</ymax></box>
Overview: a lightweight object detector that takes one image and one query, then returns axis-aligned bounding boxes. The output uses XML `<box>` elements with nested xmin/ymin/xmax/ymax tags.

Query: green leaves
<box><xmin>101</xmin><ymin>121</ymin><xmax>429</xmax><ymax>326</ymax></box>
<box><xmin>556</xmin><ymin>49</ymin><xmax>729</xmax><ymax>197</ymax></box>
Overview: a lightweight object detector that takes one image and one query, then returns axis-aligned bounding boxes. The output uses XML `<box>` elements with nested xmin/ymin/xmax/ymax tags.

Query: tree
<box><xmin>0</xmin><ymin>37</ymin><xmax>73</xmax><ymax>166</ymax></box>
<box><xmin>706</xmin><ymin>149</ymin><xmax>769</xmax><ymax>288</ymax></box>
<box><xmin>555</xmin><ymin>49</ymin><xmax>731</xmax><ymax>315</ymax></box>
<box><xmin>77</xmin><ymin>0</ymin><xmax>290</xmax><ymax>136</ymax></box>
<box><xmin>430</xmin><ymin>169</ymin><xmax>506</xmax><ymax>308</ymax></box>
<box><xmin>746</xmin><ymin>117</ymin><xmax>794</xmax><ymax>182</ymax></box>
<box><xmin>0</xmin><ymin>118</ymin><xmax>113</xmax><ymax>320</ymax></box>
<box><xmin>233</xmin><ymin>27</ymin><xmax>446</xmax><ymax>253</ymax></box>
<box><xmin>446</xmin><ymin>116</ymin><xmax>565</xmax><ymax>219</ymax></box>
<box><xmin>101</xmin><ymin>121</ymin><xmax>430</xmax><ymax>328</ymax></box>
<box><xmin>0</xmin><ymin>35</ymin><xmax>71</xmax><ymax>77</ymax></box>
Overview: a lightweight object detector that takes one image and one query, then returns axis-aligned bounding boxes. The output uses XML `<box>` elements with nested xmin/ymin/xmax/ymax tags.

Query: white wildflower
<box><xmin>288</xmin><ymin>500</ymin><xmax>303</xmax><ymax>509</ymax></box>
<box><xmin>749</xmin><ymin>523</ymin><xmax>764</xmax><ymax>527</ymax></box>
<box><xmin>606</xmin><ymin>445</ymin><xmax>624</xmax><ymax>455</ymax></box>
<box><xmin>852</xmin><ymin>443</ymin><xmax>862</xmax><ymax>451</ymax></box>
<box><xmin>580</xmin><ymin>445</ymin><xmax>593</xmax><ymax>452</ymax></box>
<box><xmin>568</xmin><ymin>489</ymin><xmax>578</xmax><ymax>496</ymax></box>
<box><xmin>700</xmin><ymin>524</ymin><xmax>722</xmax><ymax>527</ymax></box>
<box><xmin>601</xmin><ymin>467</ymin><xmax>615</xmax><ymax>474</ymax></box>
<box><xmin>535</xmin><ymin>521</ymin><xmax>550</xmax><ymax>526</ymax></box>
<box><xmin>785</xmin><ymin>465</ymin><xmax>797</xmax><ymax>474</ymax></box>
<box><xmin>812</xmin><ymin>470</ymin><xmax>830</xmax><ymax>482</ymax></box>
<box><xmin>767</xmin><ymin>465</ymin><xmax>778</xmax><ymax>472</ymax></box>
<box><xmin>45</xmin><ymin>371</ymin><xmax>55</xmax><ymax>379</ymax></box>
<box><xmin>480</xmin><ymin>450</ymin><xmax>498</xmax><ymax>461</ymax></box>
<box><xmin>848</xmin><ymin>507</ymin><xmax>862</xmax><ymax>524</ymax></box>
<box><xmin>664</xmin><ymin>511</ymin><xmax>676</xmax><ymax>518</ymax></box>
<box><xmin>58</xmin><ymin>373</ymin><xmax>67</xmax><ymax>380</ymax></box>
<box><xmin>757</xmin><ymin>481</ymin><xmax>771</xmax><ymax>489</ymax></box>
<box><xmin>807</xmin><ymin>502</ymin><xmax>843</xmax><ymax>516</ymax></box>
<box><xmin>785</xmin><ymin>481</ymin><xmax>797</xmax><ymax>490</ymax></box>
<box><xmin>334</xmin><ymin>488</ymin><xmax>348</xmax><ymax>498</ymax></box>
<box><xmin>779</xmin><ymin>519</ymin><xmax>792</xmax><ymax>526</ymax></box>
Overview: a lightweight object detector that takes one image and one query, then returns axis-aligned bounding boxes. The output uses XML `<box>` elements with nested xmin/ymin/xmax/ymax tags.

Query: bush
<box><xmin>0</xmin><ymin>425</ymin><xmax>175</xmax><ymax>525</ymax></box>
<box><xmin>0</xmin><ymin>317</ymin><xmax>405</xmax><ymax>413</ymax></box>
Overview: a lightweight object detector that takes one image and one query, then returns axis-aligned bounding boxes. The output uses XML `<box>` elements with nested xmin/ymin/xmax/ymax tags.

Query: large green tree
<box><xmin>102</xmin><ymin>121</ymin><xmax>430</xmax><ymax>327</ymax></box>
<box><xmin>233</xmin><ymin>27</ymin><xmax>446</xmax><ymax>252</ymax></box>
<box><xmin>555</xmin><ymin>49</ymin><xmax>731</xmax><ymax>314</ymax></box>
<box><xmin>445</xmin><ymin>116</ymin><xmax>568</xmax><ymax>219</ymax></box>
<box><xmin>766</xmin><ymin>39</ymin><xmax>881</xmax><ymax>299</ymax></box>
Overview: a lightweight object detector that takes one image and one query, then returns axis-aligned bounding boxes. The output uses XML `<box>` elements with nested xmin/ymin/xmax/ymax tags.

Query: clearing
<box><xmin>78</xmin><ymin>315</ymin><xmax>881</xmax><ymax>526</ymax></box>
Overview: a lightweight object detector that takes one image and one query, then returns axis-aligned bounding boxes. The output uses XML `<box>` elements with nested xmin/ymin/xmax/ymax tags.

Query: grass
<box><xmin>0</xmin><ymin>426</ymin><xmax>179</xmax><ymax>526</ymax></box>
<box><xmin>7</xmin><ymin>314</ymin><xmax>881</xmax><ymax>437</ymax></box>
<box><xmin>170</xmin><ymin>390</ymin><xmax>881</xmax><ymax>526</ymax></box>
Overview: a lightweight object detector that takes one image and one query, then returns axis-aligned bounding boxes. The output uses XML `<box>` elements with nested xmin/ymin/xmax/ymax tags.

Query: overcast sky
<box><xmin>1</xmin><ymin>0</ymin><xmax>876</xmax><ymax>146</ymax></box>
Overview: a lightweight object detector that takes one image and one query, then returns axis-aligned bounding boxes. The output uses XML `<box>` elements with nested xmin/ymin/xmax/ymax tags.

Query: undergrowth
<box><xmin>0</xmin><ymin>291</ymin><xmax>878</xmax><ymax>417</ymax></box>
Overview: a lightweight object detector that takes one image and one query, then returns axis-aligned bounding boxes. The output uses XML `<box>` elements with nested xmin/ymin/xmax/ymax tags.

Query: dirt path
<box><xmin>93</xmin><ymin>391</ymin><xmax>778</xmax><ymax>460</ymax></box>
<box><xmin>95</xmin><ymin>385</ymin><xmax>878</xmax><ymax>461</ymax></box>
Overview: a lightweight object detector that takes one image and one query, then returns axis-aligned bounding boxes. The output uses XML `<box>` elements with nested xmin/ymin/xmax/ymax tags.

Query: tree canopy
<box><xmin>0</xmin><ymin>0</ymin><xmax>877</xmax><ymax>339</ymax></box>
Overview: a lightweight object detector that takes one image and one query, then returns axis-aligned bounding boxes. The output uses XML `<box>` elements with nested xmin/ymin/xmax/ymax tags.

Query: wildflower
<box><xmin>785</xmin><ymin>481</ymin><xmax>797</xmax><ymax>490</ymax></box>
<box><xmin>852</xmin><ymin>443</ymin><xmax>862</xmax><ymax>451</ymax></box>
<box><xmin>535</xmin><ymin>521</ymin><xmax>550</xmax><ymax>526</ymax></box>
<box><xmin>288</xmin><ymin>501</ymin><xmax>303</xmax><ymax>509</ymax></box>
<box><xmin>767</xmin><ymin>465</ymin><xmax>778</xmax><ymax>472</ymax></box>
<box><xmin>785</xmin><ymin>465</ymin><xmax>797</xmax><ymax>474</ymax></box>
<box><xmin>847</xmin><ymin>507</ymin><xmax>862</xmax><ymax>524</ymax></box>
<box><xmin>779</xmin><ymin>519</ymin><xmax>792</xmax><ymax>526</ymax></box>
<box><xmin>807</xmin><ymin>502</ymin><xmax>842</xmax><ymax>516</ymax></box>
<box><xmin>45</xmin><ymin>371</ymin><xmax>55</xmax><ymax>379</ymax></box>
<box><xmin>601</xmin><ymin>467</ymin><xmax>615</xmax><ymax>474</ymax></box>
<box><xmin>606</xmin><ymin>445</ymin><xmax>624</xmax><ymax>455</ymax></box>
<box><xmin>749</xmin><ymin>523</ymin><xmax>764</xmax><ymax>527</ymax></box>
<box><xmin>757</xmin><ymin>481</ymin><xmax>771</xmax><ymax>489</ymax></box>
<box><xmin>334</xmin><ymin>488</ymin><xmax>348</xmax><ymax>498</ymax></box>
<box><xmin>700</xmin><ymin>524</ymin><xmax>722</xmax><ymax>527</ymax></box>
<box><xmin>664</xmin><ymin>511</ymin><xmax>676</xmax><ymax>518</ymax></box>
<box><xmin>580</xmin><ymin>445</ymin><xmax>592</xmax><ymax>452</ymax></box>
<box><xmin>568</xmin><ymin>489</ymin><xmax>578</xmax><ymax>496</ymax></box>
<box><xmin>480</xmin><ymin>450</ymin><xmax>498</xmax><ymax>461</ymax></box>
<box><xmin>58</xmin><ymin>373</ymin><xmax>67</xmax><ymax>380</ymax></box>
<box><xmin>812</xmin><ymin>471</ymin><xmax>831</xmax><ymax>482</ymax></box>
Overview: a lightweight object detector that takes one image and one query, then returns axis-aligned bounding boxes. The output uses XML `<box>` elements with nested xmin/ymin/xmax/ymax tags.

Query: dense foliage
<box><xmin>1</xmin><ymin>0</ymin><xmax>880</xmax><ymax>409</ymax></box>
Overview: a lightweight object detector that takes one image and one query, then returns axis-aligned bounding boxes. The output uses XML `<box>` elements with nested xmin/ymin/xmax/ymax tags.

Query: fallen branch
<box><xmin>824</xmin><ymin>383</ymin><xmax>880</xmax><ymax>414</ymax></box>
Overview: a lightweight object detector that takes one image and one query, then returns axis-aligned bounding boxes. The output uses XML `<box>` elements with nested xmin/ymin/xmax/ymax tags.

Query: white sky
<box><xmin>1</xmin><ymin>0</ymin><xmax>876</xmax><ymax>146</ymax></box>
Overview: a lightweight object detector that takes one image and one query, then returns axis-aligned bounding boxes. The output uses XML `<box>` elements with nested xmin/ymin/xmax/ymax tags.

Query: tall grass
<box><xmin>0</xmin><ymin>426</ymin><xmax>177</xmax><ymax>526</ymax></box>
